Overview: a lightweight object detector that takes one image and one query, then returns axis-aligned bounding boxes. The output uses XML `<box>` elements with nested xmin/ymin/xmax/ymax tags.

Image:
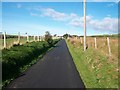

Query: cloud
<box><xmin>30</xmin><ymin>8</ymin><xmax>118</xmax><ymax>33</ymax></box>
<box><xmin>69</xmin><ymin>15</ymin><xmax>118</xmax><ymax>33</ymax></box>
<box><xmin>69</xmin><ymin>15</ymin><xmax>92</xmax><ymax>27</ymax></box>
<box><xmin>40</xmin><ymin>8</ymin><xmax>66</xmax><ymax>21</ymax></box>
<box><xmin>91</xmin><ymin>17</ymin><xmax>118</xmax><ymax>32</ymax></box>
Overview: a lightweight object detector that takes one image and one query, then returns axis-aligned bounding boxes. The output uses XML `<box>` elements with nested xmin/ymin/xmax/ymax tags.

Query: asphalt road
<box><xmin>7</xmin><ymin>40</ymin><xmax>85</xmax><ymax>88</ymax></box>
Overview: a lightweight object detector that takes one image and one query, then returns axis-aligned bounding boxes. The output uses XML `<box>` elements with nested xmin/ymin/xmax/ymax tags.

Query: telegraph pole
<box><xmin>18</xmin><ymin>32</ymin><xmax>20</xmax><ymax>44</ymax></box>
<box><xmin>84</xmin><ymin>0</ymin><xmax>87</xmax><ymax>51</ymax></box>
<box><xmin>4</xmin><ymin>32</ymin><xmax>6</xmax><ymax>48</ymax></box>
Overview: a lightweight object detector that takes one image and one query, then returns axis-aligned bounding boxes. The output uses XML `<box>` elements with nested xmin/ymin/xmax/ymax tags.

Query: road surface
<box><xmin>7</xmin><ymin>40</ymin><xmax>85</xmax><ymax>88</ymax></box>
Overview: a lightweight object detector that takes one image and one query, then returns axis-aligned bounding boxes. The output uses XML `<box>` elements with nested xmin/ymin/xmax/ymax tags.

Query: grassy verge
<box><xmin>2</xmin><ymin>39</ymin><xmax>60</xmax><ymax>88</ymax></box>
<box><xmin>66</xmin><ymin>39</ymin><xmax>118</xmax><ymax>88</ymax></box>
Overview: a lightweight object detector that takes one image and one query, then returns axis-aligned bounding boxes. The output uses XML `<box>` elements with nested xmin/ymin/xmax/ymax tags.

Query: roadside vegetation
<box><xmin>2</xmin><ymin>31</ymin><xmax>60</xmax><ymax>88</ymax></box>
<box><xmin>0</xmin><ymin>35</ymin><xmax>34</xmax><ymax>49</ymax></box>
<box><xmin>66</xmin><ymin>37</ymin><xmax>118</xmax><ymax>88</ymax></box>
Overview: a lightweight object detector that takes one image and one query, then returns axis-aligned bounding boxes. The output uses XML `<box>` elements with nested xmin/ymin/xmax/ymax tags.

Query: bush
<box><xmin>45</xmin><ymin>31</ymin><xmax>53</xmax><ymax>46</ymax></box>
<box><xmin>2</xmin><ymin>40</ymin><xmax>60</xmax><ymax>87</ymax></box>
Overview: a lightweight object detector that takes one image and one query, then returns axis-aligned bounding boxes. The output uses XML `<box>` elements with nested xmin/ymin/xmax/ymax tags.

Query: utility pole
<box><xmin>84</xmin><ymin>0</ymin><xmax>87</xmax><ymax>51</ymax></box>
<box><xmin>4</xmin><ymin>32</ymin><xmax>6</xmax><ymax>48</ymax></box>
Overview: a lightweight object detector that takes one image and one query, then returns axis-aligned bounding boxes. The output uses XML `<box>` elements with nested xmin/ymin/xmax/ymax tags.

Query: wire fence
<box><xmin>68</xmin><ymin>36</ymin><xmax>118</xmax><ymax>57</ymax></box>
<box><xmin>1</xmin><ymin>32</ymin><xmax>45</xmax><ymax>49</ymax></box>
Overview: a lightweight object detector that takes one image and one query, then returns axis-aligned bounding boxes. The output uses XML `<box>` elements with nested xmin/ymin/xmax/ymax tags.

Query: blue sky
<box><xmin>2</xmin><ymin>2</ymin><xmax>118</xmax><ymax>36</ymax></box>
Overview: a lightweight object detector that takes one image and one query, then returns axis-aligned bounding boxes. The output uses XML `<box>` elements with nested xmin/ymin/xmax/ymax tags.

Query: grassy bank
<box><xmin>66</xmin><ymin>39</ymin><xmax>118</xmax><ymax>88</ymax></box>
<box><xmin>2</xmin><ymin>39</ymin><xmax>60</xmax><ymax>88</ymax></box>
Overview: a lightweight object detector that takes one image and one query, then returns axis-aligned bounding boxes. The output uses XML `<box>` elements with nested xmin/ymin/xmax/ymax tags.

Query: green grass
<box><xmin>66</xmin><ymin>40</ymin><xmax>118</xmax><ymax>88</ymax></box>
<box><xmin>0</xmin><ymin>37</ymin><xmax>35</xmax><ymax>49</ymax></box>
<box><xmin>2</xmin><ymin>39</ymin><xmax>60</xmax><ymax>88</ymax></box>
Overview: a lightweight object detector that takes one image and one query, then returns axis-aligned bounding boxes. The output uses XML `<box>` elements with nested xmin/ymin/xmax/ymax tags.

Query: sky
<box><xmin>2</xmin><ymin>0</ymin><xmax>120</xmax><ymax>2</ymax></box>
<box><xmin>1</xmin><ymin>2</ymin><xmax>119</xmax><ymax>36</ymax></box>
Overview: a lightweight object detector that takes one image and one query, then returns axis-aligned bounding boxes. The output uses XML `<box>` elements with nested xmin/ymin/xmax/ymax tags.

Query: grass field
<box><xmin>0</xmin><ymin>35</ymin><xmax>37</xmax><ymax>49</ymax></box>
<box><xmin>66</xmin><ymin>37</ymin><xmax>119</xmax><ymax>88</ymax></box>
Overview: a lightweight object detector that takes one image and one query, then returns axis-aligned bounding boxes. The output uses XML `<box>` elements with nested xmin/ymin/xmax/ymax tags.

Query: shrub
<box><xmin>45</xmin><ymin>31</ymin><xmax>53</xmax><ymax>46</ymax></box>
<box><xmin>2</xmin><ymin>40</ymin><xmax>59</xmax><ymax>88</ymax></box>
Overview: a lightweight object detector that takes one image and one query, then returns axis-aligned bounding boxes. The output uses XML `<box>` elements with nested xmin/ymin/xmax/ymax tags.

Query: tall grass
<box><xmin>86</xmin><ymin>37</ymin><xmax>118</xmax><ymax>58</ymax></box>
<box><xmin>66</xmin><ymin>38</ymin><xmax>118</xmax><ymax>88</ymax></box>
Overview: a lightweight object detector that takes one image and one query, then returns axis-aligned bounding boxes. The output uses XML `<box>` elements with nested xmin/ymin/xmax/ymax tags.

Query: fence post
<box><xmin>67</xmin><ymin>35</ymin><xmax>70</xmax><ymax>40</ymax></box>
<box><xmin>94</xmin><ymin>37</ymin><xmax>97</xmax><ymax>49</ymax></box>
<box><xmin>107</xmin><ymin>37</ymin><xmax>111</xmax><ymax>56</ymax></box>
<box><xmin>33</xmin><ymin>35</ymin><xmax>35</xmax><ymax>41</ymax></box>
<box><xmin>18</xmin><ymin>32</ymin><xmax>20</xmax><ymax>44</ymax></box>
<box><xmin>43</xmin><ymin>36</ymin><xmax>45</xmax><ymax>41</ymax></box>
<box><xmin>40</xmin><ymin>36</ymin><xmax>41</xmax><ymax>41</ymax></box>
<box><xmin>27</xmin><ymin>35</ymin><xmax>29</xmax><ymax>42</ymax></box>
<box><xmin>80</xmin><ymin>37</ymin><xmax>82</xmax><ymax>44</ymax></box>
<box><xmin>39</xmin><ymin>36</ymin><xmax>41</xmax><ymax>41</ymax></box>
<box><xmin>3</xmin><ymin>32</ymin><xmax>6</xmax><ymax>48</ymax></box>
<box><xmin>37</xmin><ymin>36</ymin><xmax>39</xmax><ymax>41</ymax></box>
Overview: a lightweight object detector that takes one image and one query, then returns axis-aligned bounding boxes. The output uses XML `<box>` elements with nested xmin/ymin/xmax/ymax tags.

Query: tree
<box><xmin>54</xmin><ymin>34</ymin><xmax>57</xmax><ymax>37</ymax></box>
<box><xmin>63</xmin><ymin>33</ymin><xmax>69</xmax><ymax>39</ymax></box>
<box><xmin>45</xmin><ymin>31</ymin><xmax>53</xmax><ymax>46</ymax></box>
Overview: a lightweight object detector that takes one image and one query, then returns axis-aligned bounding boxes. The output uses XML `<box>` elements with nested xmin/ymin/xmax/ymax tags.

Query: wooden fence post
<box><xmin>33</xmin><ymin>35</ymin><xmax>36</xmax><ymax>41</ymax></box>
<box><xmin>80</xmin><ymin>37</ymin><xmax>82</xmax><ymax>44</ymax></box>
<box><xmin>107</xmin><ymin>37</ymin><xmax>111</xmax><ymax>56</ymax></box>
<box><xmin>67</xmin><ymin>35</ymin><xmax>70</xmax><ymax>40</ymax></box>
<box><xmin>18</xmin><ymin>32</ymin><xmax>20</xmax><ymax>44</ymax></box>
<box><xmin>3</xmin><ymin>32</ymin><xmax>6</xmax><ymax>48</ymax></box>
<box><xmin>76</xmin><ymin>36</ymin><xmax>77</xmax><ymax>39</ymax></box>
<box><xmin>39</xmin><ymin>36</ymin><xmax>41</xmax><ymax>41</ymax></box>
<box><xmin>37</xmin><ymin>36</ymin><xmax>39</xmax><ymax>41</ymax></box>
<box><xmin>43</xmin><ymin>36</ymin><xmax>45</xmax><ymax>41</ymax></box>
<box><xmin>27</xmin><ymin>35</ymin><xmax>29</xmax><ymax>42</ymax></box>
<box><xmin>94</xmin><ymin>37</ymin><xmax>97</xmax><ymax>49</ymax></box>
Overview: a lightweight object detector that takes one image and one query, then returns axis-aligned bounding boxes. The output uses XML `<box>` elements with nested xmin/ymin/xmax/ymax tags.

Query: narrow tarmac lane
<box><xmin>7</xmin><ymin>40</ymin><xmax>85</xmax><ymax>88</ymax></box>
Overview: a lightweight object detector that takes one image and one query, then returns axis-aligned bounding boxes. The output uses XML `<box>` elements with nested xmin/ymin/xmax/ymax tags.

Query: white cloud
<box><xmin>70</xmin><ymin>13</ymin><xmax>79</xmax><ymax>18</ymax></box>
<box><xmin>41</xmin><ymin>8</ymin><xmax>66</xmax><ymax>21</ymax></box>
<box><xmin>69</xmin><ymin>15</ymin><xmax>118</xmax><ymax>33</ymax></box>
<box><xmin>69</xmin><ymin>15</ymin><xmax>92</xmax><ymax>27</ymax></box>
<box><xmin>31</xmin><ymin>8</ymin><xmax>118</xmax><ymax>33</ymax></box>
<box><xmin>90</xmin><ymin>17</ymin><xmax>118</xmax><ymax>32</ymax></box>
